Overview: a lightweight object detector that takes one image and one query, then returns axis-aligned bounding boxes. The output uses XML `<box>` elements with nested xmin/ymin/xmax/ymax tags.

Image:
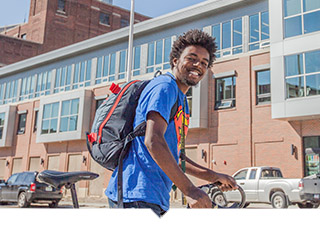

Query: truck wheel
<box><xmin>211</xmin><ymin>191</ymin><xmax>227</xmax><ymax>207</ymax></box>
<box><xmin>17</xmin><ymin>192</ymin><xmax>30</xmax><ymax>208</ymax></box>
<box><xmin>49</xmin><ymin>201</ymin><xmax>59</xmax><ymax>208</ymax></box>
<box><xmin>271</xmin><ymin>191</ymin><xmax>288</xmax><ymax>209</ymax></box>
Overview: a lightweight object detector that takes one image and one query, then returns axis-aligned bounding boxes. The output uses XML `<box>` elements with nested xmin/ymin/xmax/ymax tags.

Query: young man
<box><xmin>106</xmin><ymin>29</ymin><xmax>237</xmax><ymax>216</ymax></box>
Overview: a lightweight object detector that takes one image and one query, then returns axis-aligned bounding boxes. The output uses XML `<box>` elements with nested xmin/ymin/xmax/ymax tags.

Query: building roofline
<box><xmin>0</xmin><ymin>0</ymin><xmax>244</xmax><ymax>77</ymax></box>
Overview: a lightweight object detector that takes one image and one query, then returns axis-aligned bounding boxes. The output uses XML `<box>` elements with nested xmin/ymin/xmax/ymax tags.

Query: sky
<box><xmin>0</xmin><ymin>0</ymin><xmax>208</xmax><ymax>27</ymax></box>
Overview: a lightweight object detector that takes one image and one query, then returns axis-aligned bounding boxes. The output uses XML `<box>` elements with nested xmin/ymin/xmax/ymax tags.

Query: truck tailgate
<box><xmin>303</xmin><ymin>178</ymin><xmax>320</xmax><ymax>194</ymax></box>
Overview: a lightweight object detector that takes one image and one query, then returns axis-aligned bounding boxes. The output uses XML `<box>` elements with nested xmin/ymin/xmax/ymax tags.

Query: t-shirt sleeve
<box><xmin>141</xmin><ymin>82</ymin><xmax>177</xmax><ymax>124</ymax></box>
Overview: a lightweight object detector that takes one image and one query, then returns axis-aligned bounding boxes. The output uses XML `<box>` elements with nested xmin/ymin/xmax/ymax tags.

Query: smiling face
<box><xmin>173</xmin><ymin>45</ymin><xmax>210</xmax><ymax>93</ymax></box>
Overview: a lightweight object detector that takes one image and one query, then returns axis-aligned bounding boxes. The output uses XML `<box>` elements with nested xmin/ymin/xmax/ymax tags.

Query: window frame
<box><xmin>99</xmin><ymin>12</ymin><xmax>111</xmax><ymax>26</ymax></box>
<box><xmin>146</xmin><ymin>37</ymin><xmax>172</xmax><ymax>73</ymax></box>
<box><xmin>17</xmin><ymin>113</ymin><xmax>27</xmax><ymax>135</ymax></box>
<box><xmin>248</xmin><ymin>11</ymin><xmax>270</xmax><ymax>51</ymax></box>
<box><xmin>215</xmin><ymin>75</ymin><xmax>237</xmax><ymax>110</ymax></box>
<box><xmin>256</xmin><ymin>69</ymin><xmax>271</xmax><ymax>105</ymax></box>
<box><xmin>283</xmin><ymin>0</ymin><xmax>320</xmax><ymax>38</ymax></box>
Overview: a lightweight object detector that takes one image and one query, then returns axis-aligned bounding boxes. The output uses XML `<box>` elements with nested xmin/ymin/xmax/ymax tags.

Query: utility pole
<box><xmin>126</xmin><ymin>0</ymin><xmax>135</xmax><ymax>82</ymax></box>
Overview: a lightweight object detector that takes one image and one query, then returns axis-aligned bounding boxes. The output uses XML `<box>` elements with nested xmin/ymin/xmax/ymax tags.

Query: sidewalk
<box><xmin>59</xmin><ymin>196</ymin><xmax>185</xmax><ymax>208</ymax></box>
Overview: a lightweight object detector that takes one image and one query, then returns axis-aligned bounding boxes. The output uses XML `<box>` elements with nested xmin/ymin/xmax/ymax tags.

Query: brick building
<box><xmin>0</xmin><ymin>0</ymin><xmax>149</xmax><ymax>66</ymax></box>
<box><xmin>0</xmin><ymin>0</ymin><xmax>320</xmax><ymax>201</ymax></box>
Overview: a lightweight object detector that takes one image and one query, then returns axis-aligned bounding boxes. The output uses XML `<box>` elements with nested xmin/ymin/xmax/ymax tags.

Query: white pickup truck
<box><xmin>212</xmin><ymin>166</ymin><xmax>320</xmax><ymax>208</ymax></box>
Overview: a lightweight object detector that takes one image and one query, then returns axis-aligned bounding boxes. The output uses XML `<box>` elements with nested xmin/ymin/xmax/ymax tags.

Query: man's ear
<box><xmin>172</xmin><ymin>58</ymin><xmax>178</xmax><ymax>67</ymax></box>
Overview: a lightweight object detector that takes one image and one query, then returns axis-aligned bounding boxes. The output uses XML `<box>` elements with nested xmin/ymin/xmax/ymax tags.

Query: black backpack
<box><xmin>86</xmin><ymin>71</ymin><xmax>178</xmax><ymax>208</ymax></box>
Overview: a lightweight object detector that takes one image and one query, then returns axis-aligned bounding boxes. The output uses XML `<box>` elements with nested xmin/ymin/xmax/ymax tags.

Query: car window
<box><xmin>15</xmin><ymin>173</ymin><xmax>28</xmax><ymax>185</ymax></box>
<box><xmin>24</xmin><ymin>173</ymin><xmax>35</xmax><ymax>184</ymax></box>
<box><xmin>234</xmin><ymin>170</ymin><xmax>248</xmax><ymax>180</ymax></box>
<box><xmin>249</xmin><ymin>169</ymin><xmax>257</xmax><ymax>179</ymax></box>
<box><xmin>7</xmin><ymin>174</ymin><xmax>18</xmax><ymax>185</ymax></box>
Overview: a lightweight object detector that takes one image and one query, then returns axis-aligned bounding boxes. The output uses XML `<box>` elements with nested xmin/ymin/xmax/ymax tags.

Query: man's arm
<box><xmin>144</xmin><ymin>111</ymin><xmax>212</xmax><ymax>208</ymax></box>
<box><xmin>181</xmin><ymin>153</ymin><xmax>238</xmax><ymax>191</ymax></box>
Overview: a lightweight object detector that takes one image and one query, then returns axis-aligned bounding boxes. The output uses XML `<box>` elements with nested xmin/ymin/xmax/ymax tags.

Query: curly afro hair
<box><xmin>170</xmin><ymin>29</ymin><xmax>217</xmax><ymax>70</ymax></box>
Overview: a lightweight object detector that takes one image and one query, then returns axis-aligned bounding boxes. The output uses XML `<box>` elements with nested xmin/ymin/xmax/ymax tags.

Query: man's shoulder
<box><xmin>147</xmin><ymin>73</ymin><xmax>177</xmax><ymax>90</ymax></box>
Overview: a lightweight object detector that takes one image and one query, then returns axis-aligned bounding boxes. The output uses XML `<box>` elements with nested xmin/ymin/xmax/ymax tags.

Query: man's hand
<box><xmin>186</xmin><ymin>186</ymin><xmax>212</xmax><ymax>208</ymax></box>
<box><xmin>213</xmin><ymin>173</ymin><xmax>238</xmax><ymax>192</ymax></box>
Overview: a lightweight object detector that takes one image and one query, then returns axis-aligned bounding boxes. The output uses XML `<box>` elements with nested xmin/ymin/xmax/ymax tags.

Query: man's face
<box><xmin>173</xmin><ymin>45</ymin><xmax>210</xmax><ymax>88</ymax></box>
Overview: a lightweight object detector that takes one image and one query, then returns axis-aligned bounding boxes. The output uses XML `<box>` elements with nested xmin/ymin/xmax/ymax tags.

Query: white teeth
<box><xmin>190</xmin><ymin>71</ymin><xmax>199</xmax><ymax>76</ymax></box>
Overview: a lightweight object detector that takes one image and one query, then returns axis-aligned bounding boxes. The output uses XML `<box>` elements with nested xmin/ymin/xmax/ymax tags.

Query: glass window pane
<box><xmin>133</xmin><ymin>46</ymin><xmax>141</xmax><ymax>70</ymax></box>
<box><xmin>303</xmin><ymin>0</ymin><xmax>320</xmax><ymax>12</ymax></box>
<box><xmin>257</xmin><ymin>70</ymin><xmax>271</xmax><ymax>95</ymax></box>
<box><xmin>249</xmin><ymin>14</ymin><xmax>259</xmax><ymax>43</ymax></box>
<box><xmin>119</xmin><ymin>50</ymin><xmax>126</xmax><ymax>73</ymax></box>
<box><xmin>212</xmin><ymin>24</ymin><xmax>221</xmax><ymax>50</ymax></box>
<box><xmin>103</xmin><ymin>55</ymin><xmax>109</xmax><ymax>77</ymax></box>
<box><xmin>51</xmin><ymin>102</ymin><xmax>59</xmax><ymax>117</ymax></box>
<box><xmin>284</xmin><ymin>16</ymin><xmax>302</xmax><ymax>38</ymax></box>
<box><xmin>50</xmin><ymin>119</ymin><xmax>57</xmax><ymax>133</ymax></box>
<box><xmin>71</xmin><ymin>99</ymin><xmax>79</xmax><ymax>115</ymax></box>
<box><xmin>60</xmin><ymin>117</ymin><xmax>68</xmax><ymax>132</ymax></box>
<box><xmin>306</xmin><ymin>74</ymin><xmax>320</xmax><ymax>96</ymax></box>
<box><xmin>80</xmin><ymin>61</ymin><xmax>85</xmax><ymax>82</ymax></box>
<box><xmin>164</xmin><ymin>38</ymin><xmax>171</xmax><ymax>63</ymax></box>
<box><xmin>286</xmin><ymin>77</ymin><xmax>305</xmax><ymax>98</ymax></box>
<box><xmin>285</xmin><ymin>54</ymin><xmax>304</xmax><ymax>76</ymax></box>
<box><xmin>109</xmin><ymin>53</ymin><xmax>116</xmax><ymax>75</ymax></box>
<box><xmin>46</xmin><ymin>71</ymin><xmax>52</xmax><ymax>90</ymax></box>
<box><xmin>284</xmin><ymin>0</ymin><xmax>301</xmax><ymax>17</ymax></box>
<box><xmin>222</xmin><ymin>21</ymin><xmax>231</xmax><ymax>49</ymax></box>
<box><xmin>43</xmin><ymin>104</ymin><xmax>51</xmax><ymax>119</ymax></box>
<box><xmin>155</xmin><ymin>40</ymin><xmax>163</xmax><ymax>65</ymax></box>
<box><xmin>55</xmin><ymin>68</ymin><xmax>60</xmax><ymax>88</ymax></box>
<box><xmin>96</xmin><ymin>56</ymin><xmax>102</xmax><ymax>79</ymax></box>
<box><xmin>69</xmin><ymin>116</ymin><xmax>78</xmax><ymax>131</ymax></box>
<box><xmin>147</xmin><ymin>42</ymin><xmax>155</xmax><ymax>66</ymax></box>
<box><xmin>61</xmin><ymin>100</ymin><xmax>70</xmax><ymax>116</ymax></box>
<box><xmin>60</xmin><ymin>67</ymin><xmax>66</xmax><ymax>86</ymax></box>
<box><xmin>36</xmin><ymin>73</ymin><xmax>42</xmax><ymax>92</ymax></box>
<box><xmin>305</xmin><ymin>50</ymin><xmax>320</xmax><ymax>74</ymax></box>
<box><xmin>0</xmin><ymin>113</ymin><xmax>5</xmax><ymax>125</ymax></box>
<box><xmin>66</xmin><ymin>65</ymin><xmax>72</xmax><ymax>85</ymax></box>
<box><xmin>86</xmin><ymin>60</ymin><xmax>91</xmax><ymax>81</ymax></box>
<box><xmin>233</xmin><ymin>19</ymin><xmax>242</xmax><ymax>46</ymax></box>
<box><xmin>261</xmin><ymin>12</ymin><xmax>269</xmax><ymax>40</ymax></box>
<box><xmin>304</xmin><ymin>11</ymin><xmax>320</xmax><ymax>34</ymax></box>
<box><xmin>74</xmin><ymin>63</ymin><xmax>80</xmax><ymax>83</ymax></box>
<box><xmin>41</xmin><ymin>120</ymin><xmax>49</xmax><ymax>134</ymax></box>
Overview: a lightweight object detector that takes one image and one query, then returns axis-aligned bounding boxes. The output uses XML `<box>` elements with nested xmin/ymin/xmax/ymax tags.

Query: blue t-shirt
<box><xmin>105</xmin><ymin>73</ymin><xmax>190</xmax><ymax>211</ymax></box>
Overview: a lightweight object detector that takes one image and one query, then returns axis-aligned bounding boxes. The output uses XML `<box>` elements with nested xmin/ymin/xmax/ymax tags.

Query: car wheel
<box><xmin>313</xmin><ymin>204</ymin><xmax>319</xmax><ymax>209</ymax></box>
<box><xmin>17</xmin><ymin>192</ymin><xmax>30</xmax><ymax>208</ymax></box>
<box><xmin>243</xmin><ymin>202</ymin><xmax>250</xmax><ymax>208</ymax></box>
<box><xmin>49</xmin><ymin>201</ymin><xmax>59</xmax><ymax>208</ymax></box>
<box><xmin>211</xmin><ymin>191</ymin><xmax>227</xmax><ymax>207</ymax></box>
<box><xmin>271</xmin><ymin>191</ymin><xmax>288</xmax><ymax>209</ymax></box>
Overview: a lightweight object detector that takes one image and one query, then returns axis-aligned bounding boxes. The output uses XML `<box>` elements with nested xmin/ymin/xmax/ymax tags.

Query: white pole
<box><xmin>126</xmin><ymin>0</ymin><xmax>135</xmax><ymax>82</ymax></box>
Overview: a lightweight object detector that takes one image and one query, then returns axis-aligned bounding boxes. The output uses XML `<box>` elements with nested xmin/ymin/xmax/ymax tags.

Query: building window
<box><xmin>21</xmin><ymin>34</ymin><xmax>27</xmax><ymax>40</ymax></box>
<box><xmin>215</xmin><ymin>76</ymin><xmax>236</xmax><ymax>109</ymax></box>
<box><xmin>100</xmin><ymin>12</ymin><xmax>110</xmax><ymax>25</ymax></box>
<box><xmin>146</xmin><ymin>37</ymin><xmax>172</xmax><ymax>73</ymax></box>
<box><xmin>303</xmin><ymin>136</ymin><xmax>320</xmax><ymax>176</ymax></box>
<box><xmin>285</xmin><ymin>49</ymin><xmax>320</xmax><ymax>99</ymax></box>
<box><xmin>34</xmin><ymin>111</ymin><xmax>38</xmax><ymax>132</ymax></box>
<box><xmin>249</xmin><ymin>11</ymin><xmax>269</xmax><ymax>51</ymax></box>
<box><xmin>72</xmin><ymin>60</ymin><xmax>92</xmax><ymax>89</ymax></box>
<box><xmin>19</xmin><ymin>75</ymin><xmax>36</xmax><ymax>101</ymax></box>
<box><xmin>35</xmin><ymin>71</ymin><xmax>52</xmax><ymax>97</ymax></box>
<box><xmin>41</xmin><ymin>102</ymin><xmax>59</xmax><ymax>134</ymax></box>
<box><xmin>212</xmin><ymin>18</ymin><xmax>243</xmax><ymax>58</ymax></box>
<box><xmin>17</xmin><ymin>113</ymin><xmax>27</xmax><ymax>134</ymax></box>
<box><xmin>95</xmin><ymin>52</ymin><xmax>116</xmax><ymax>84</ymax></box>
<box><xmin>41</xmin><ymin>98</ymin><xmax>79</xmax><ymax>134</ymax></box>
<box><xmin>132</xmin><ymin>46</ymin><xmax>141</xmax><ymax>76</ymax></box>
<box><xmin>284</xmin><ymin>0</ymin><xmax>320</xmax><ymax>38</ymax></box>
<box><xmin>60</xmin><ymin>99</ymin><xmax>79</xmax><ymax>132</ymax></box>
<box><xmin>121</xmin><ymin>18</ymin><xmax>129</xmax><ymax>28</ymax></box>
<box><xmin>256</xmin><ymin>70</ymin><xmax>271</xmax><ymax>104</ymax></box>
<box><xmin>0</xmin><ymin>112</ymin><xmax>4</xmax><ymax>139</ymax></box>
<box><xmin>118</xmin><ymin>50</ymin><xmax>127</xmax><ymax>80</ymax></box>
<box><xmin>57</xmin><ymin>0</ymin><xmax>66</xmax><ymax>12</ymax></box>
<box><xmin>186</xmin><ymin>88</ymin><xmax>192</xmax><ymax>117</ymax></box>
<box><xmin>3</xmin><ymin>79</ymin><xmax>18</xmax><ymax>104</ymax></box>
<box><xmin>54</xmin><ymin>65</ymin><xmax>72</xmax><ymax>93</ymax></box>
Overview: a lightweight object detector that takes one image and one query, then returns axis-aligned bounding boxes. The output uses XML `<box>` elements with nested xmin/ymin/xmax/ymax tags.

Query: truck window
<box><xmin>7</xmin><ymin>174</ymin><xmax>18</xmax><ymax>185</ymax></box>
<box><xmin>234</xmin><ymin>170</ymin><xmax>248</xmax><ymax>180</ymax></box>
<box><xmin>261</xmin><ymin>169</ymin><xmax>283</xmax><ymax>179</ymax></box>
<box><xmin>249</xmin><ymin>169</ymin><xmax>257</xmax><ymax>179</ymax></box>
